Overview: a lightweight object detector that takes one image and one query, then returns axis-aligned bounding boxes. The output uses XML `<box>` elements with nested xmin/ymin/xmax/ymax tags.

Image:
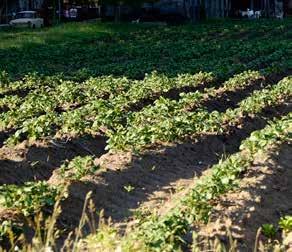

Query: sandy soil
<box><xmin>192</xmin><ymin>143</ymin><xmax>292</xmax><ymax>251</ymax></box>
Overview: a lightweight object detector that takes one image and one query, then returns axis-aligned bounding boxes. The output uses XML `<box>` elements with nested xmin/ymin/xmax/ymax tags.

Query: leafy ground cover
<box><xmin>0</xmin><ymin>19</ymin><xmax>291</xmax><ymax>251</ymax></box>
<box><xmin>0</xmin><ymin>19</ymin><xmax>291</xmax><ymax>80</ymax></box>
<box><xmin>83</xmin><ymin>113</ymin><xmax>292</xmax><ymax>251</ymax></box>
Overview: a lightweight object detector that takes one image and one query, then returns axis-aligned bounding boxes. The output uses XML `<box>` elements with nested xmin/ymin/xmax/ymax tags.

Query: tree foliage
<box><xmin>0</xmin><ymin>0</ymin><xmax>6</xmax><ymax>23</ymax></box>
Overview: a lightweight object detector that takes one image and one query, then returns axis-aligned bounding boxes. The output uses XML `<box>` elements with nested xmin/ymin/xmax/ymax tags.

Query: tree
<box><xmin>0</xmin><ymin>0</ymin><xmax>7</xmax><ymax>23</ymax></box>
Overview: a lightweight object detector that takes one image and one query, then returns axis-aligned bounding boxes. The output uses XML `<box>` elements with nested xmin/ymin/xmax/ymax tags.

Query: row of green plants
<box><xmin>1</xmin><ymin>20</ymin><xmax>291</xmax><ymax>79</ymax></box>
<box><xmin>1</xmin><ymin>48</ymin><xmax>289</xmax><ymax>147</ymax></box>
<box><xmin>0</xmin><ymin>72</ymin><xmax>291</xmax><ymax>247</ymax></box>
<box><xmin>1</xmin><ymin>71</ymin><xmax>213</xmax><ymax>144</ymax></box>
<box><xmin>107</xmin><ymin>76</ymin><xmax>292</xmax><ymax>150</ymax></box>
<box><xmin>0</xmin><ymin>93</ymin><xmax>291</xmax><ymax>250</ymax></box>
<box><xmin>122</xmin><ymin>70</ymin><xmax>263</xmax><ymax>128</ymax></box>
<box><xmin>0</xmin><ymin>74</ymin><xmax>132</xmax><ymax>128</ymax></box>
<box><xmin>83</xmin><ymin>112</ymin><xmax>292</xmax><ymax>251</ymax></box>
<box><xmin>0</xmin><ymin>107</ymin><xmax>291</xmax><ymax>250</ymax></box>
<box><xmin>1</xmin><ymin>19</ymin><xmax>291</xmax><ymax>139</ymax></box>
<box><xmin>0</xmin><ymin>155</ymin><xmax>99</xmax><ymax>242</ymax></box>
<box><xmin>1</xmin><ymin>74</ymin><xmax>289</xmax><ymax>226</ymax></box>
<box><xmin>0</xmin><ymin>182</ymin><xmax>60</xmax><ymax>217</ymax></box>
<box><xmin>3</xmin><ymin>75</ymin><xmax>290</xmax><ymax>215</ymax></box>
<box><xmin>106</xmin><ymin>70</ymin><xmax>263</xmax><ymax>147</ymax></box>
<box><xmin>1</xmin><ymin>33</ymin><xmax>286</xmax><ymax>114</ymax></box>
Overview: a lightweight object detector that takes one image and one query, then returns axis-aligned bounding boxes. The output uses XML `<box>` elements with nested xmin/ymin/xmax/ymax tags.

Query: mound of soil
<box><xmin>0</xmin><ymin>135</ymin><xmax>107</xmax><ymax>185</ymax></box>
<box><xmin>194</xmin><ymin>143</ymin><xmax>292</xmax><ymax>251</ymax></box>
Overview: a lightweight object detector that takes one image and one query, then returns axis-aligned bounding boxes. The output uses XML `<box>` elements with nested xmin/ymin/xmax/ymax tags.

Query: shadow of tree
<box><xmin>55</xmin><ymin>103</ymin><xmax>291</xmax><ymax>238</ymax></box>
<box><xmin>0</xmin><ymin>135</ymin><xmax>107</xmax><ymax>185</ymax></box>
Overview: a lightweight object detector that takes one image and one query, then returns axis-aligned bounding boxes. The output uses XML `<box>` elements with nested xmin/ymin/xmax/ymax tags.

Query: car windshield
<box><xmin>16</xmin><ymin>12</ymin><xmax>35</xmax><ymax>19</ymax></box>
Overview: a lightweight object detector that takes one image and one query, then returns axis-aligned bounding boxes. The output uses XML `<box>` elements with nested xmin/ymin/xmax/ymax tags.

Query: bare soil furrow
<box><xmin>52</xmin><ymin>102</ymin><xmax>291</xmax><ymax>235</ymax></box>
<box><xmin>190</xmin><ymin>143</ymin><xmax>292</xmax><ymax>251</ymax></box>
<box><xmin>0</xmin><ymin>135</ymin><xmax>107</xmax><ymax>185</ymax></box>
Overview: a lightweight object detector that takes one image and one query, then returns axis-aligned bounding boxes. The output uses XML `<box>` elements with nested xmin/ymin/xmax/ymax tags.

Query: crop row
<box><xmin>83</xmin><ymin>112</ymin><xmax>292</xmax><ymax>251</ymax></box>
<box><xmin>109</xmin><ymin>70</ymin><xmax>263</xmax><ymax>141</ymax></box>
<box><xmin>1</xmin><ymin>74</ymin><xmax>290</xmax><ymax>215</ymax></box>
<box><xmin>0</xmin><ymin>76</ymin><xmax>291</xmax><ymax>246</ymax></box>
<box><xmin>1</xmin><ymin>50</ymin><xmax>288</xmax><ymax>147</ymax></box>
<box><xmin>0</xmin><ymin>33</ymin><xmax>287</xmax><ymax>103</ymax></box>
<box><xmin>108</xmin><ymin>76</ymin><xmax>292</xmax><ymax>150</ymax></box>
<box><xmin>2</xmin><ymin>72</ymin><xmax>213</xmax><ymax>144</ymax></box>
<box><xmin>0</xmin><ymin>28</ymin><xmax>291</xmax><ymax>137</ymax></box>
<box><xmin>0</xmin><ymin>181</ymin><xmax>60</xmax><ymax>217</ymax></box>
<box><xmin>1</xmin><ymin>20</ymin><xmax>290</xmax><ymax>79</ymax></box>
<box><xmin>0</xmin><ymin>75</ymin><xmax>132</xmax><ymax>126</ymax></box>
<box><xmin>0</xmin><ymin>26</ymin><xmax>290</xmax><ymax>108</ymax></box>
<box><xmin>0</xmin><ymin>69</ymin><xmax>258</xmax><ymax>144</ymax></box>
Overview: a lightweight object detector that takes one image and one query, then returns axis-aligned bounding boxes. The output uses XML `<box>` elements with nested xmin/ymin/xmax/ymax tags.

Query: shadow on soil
<box><xmin>56</xmin><ymin>103</ymin><xmax>292</xmax><ymax>237</ymax></box>
<box><xmin>0</xmin><ymin>135</ymin><xmax>107</xmax><ymax>185</ymax></box>
<box><xmin>191</xmin><ymin>142</ymin><xmax>292</xmax><ymax>252</ymax></box>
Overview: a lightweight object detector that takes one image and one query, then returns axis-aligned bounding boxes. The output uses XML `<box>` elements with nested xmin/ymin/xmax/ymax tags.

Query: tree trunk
<box><xmin>0</xmin><ymin>7</ymin><xmax>3</xmax><ymax>24</ymax></box>
<box><xmin>0</xmin><ymin>0</ymin><xmax>7</xmax><ymax>24</ymax></box>
<box><xmin>183</xmin><ymin>0</ymin><xmax>188</xmax><ymax>19</ymax></box>
<box><xmin>114</xmin><ymin>4</ymin><xmax>120</xmax><ymax>22</ymax></box>
<box><xmin>264</xmin><ymin>0</ymin><xmax>270</xmax><ymax>17</ymax></box>
<box><xmin>183</xmin><ymin>0</ymin><xmax>186</xmax><ymax>17</ymax></box>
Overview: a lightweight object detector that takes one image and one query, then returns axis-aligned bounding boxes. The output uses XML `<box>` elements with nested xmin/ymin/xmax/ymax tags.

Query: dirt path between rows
<box><xmin>0</xmin><ymin>72</ymin><xmax>291</xmax><ymax>248</ymax></box>
<box><xmin>51</xmin><ymin>103</ymin><xmax>291</xmax><ymax>236</ymax></box>
<box><xmin>0</xmin><ymin>135</ymin><xmax>107</xmax><ymax>185</ymax></box>
<box><xmin>0</xmin><ymin>71</ymin><xmax>288</xmax><ymax>187</ymax></box>
<box><xmin>191</xmin><ymin>143</ymin><xmax>292</xmax><ymax>251</ymax></box>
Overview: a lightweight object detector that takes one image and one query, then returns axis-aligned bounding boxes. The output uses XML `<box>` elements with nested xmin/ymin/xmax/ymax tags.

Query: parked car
<box><xmin>10</xmin><ymin>11</ymin><xmax>44</xmax><ymax>28</ymax></box>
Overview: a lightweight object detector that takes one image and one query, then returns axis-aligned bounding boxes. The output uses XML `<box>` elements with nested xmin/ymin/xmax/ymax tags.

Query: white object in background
<box><xmin>276</xmin><ymin>12</ymin><xmax>284</xmax><ymax>19</ymax></box>
<box><xmin>247</xmin><ymin>9</ymin><xmax>255</xmax><ymax>18</ymax></box>
<box><xmin>132</xmin><ymin>18</ymin><xmax>140</xmax><ymax>24</ymax></box>
<box><xmin>255</xmin><ymin>11</ymin><xmax>261</xmax><ymax>19</ymax></box>
<box><xmin>240</xmin><ymin>10</ymin><xmax>248</xmax><ymax>17</ymax></box>
<box><xmin>9</xmin><ymin>11</ymin><xmax>44</xmax><ymax>28</ymax></box>
<box><xmin>69</xmin><ymin>8</ymin><xmax>78</xmax><ymax>19</ymax></box>
<box><xmin>240</xmin><ymin>9</ymin><xmax>255</xmax><ymax>19</ymax></box>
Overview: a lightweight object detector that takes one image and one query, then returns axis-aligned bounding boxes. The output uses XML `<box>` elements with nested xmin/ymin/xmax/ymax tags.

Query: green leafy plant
<box><xmin>262</xmin><ymin>224</ymin><xmax>277</xmax><ymax>239</ymax></box>
<box><xmin>279</xmin><ymin>216</ymin><xmax>292</xmax><ymax>232</ymax></box>
<box><xmin>90</xmin><ymin>113</ymin><xmax>291</xmax><ymax>251</ymax></box>
<box><xmin>60</xmin><ymin>156</ymin><xmax>99</xmax><ymax>180</ymax></box>
<box><xmin>0</xmin><ymin>71</ymin><xmax>10</xmax><ymax>88</ymax></box>
<box><xmin>124</xmin><ymin>184</ymin><xmax>135</xmax><ymax>193</ymax></box>
<box><xmin>0</xmin><ymin>182</ymin><xmax>60</xmax><ymax>216</ymax></box>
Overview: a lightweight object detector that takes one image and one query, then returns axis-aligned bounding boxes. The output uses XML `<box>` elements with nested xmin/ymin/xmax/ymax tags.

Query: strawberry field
<box><xmin>0</xmin><ymin>19</ymin><xmax>291</xmax><ymax>251</ymax></box>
